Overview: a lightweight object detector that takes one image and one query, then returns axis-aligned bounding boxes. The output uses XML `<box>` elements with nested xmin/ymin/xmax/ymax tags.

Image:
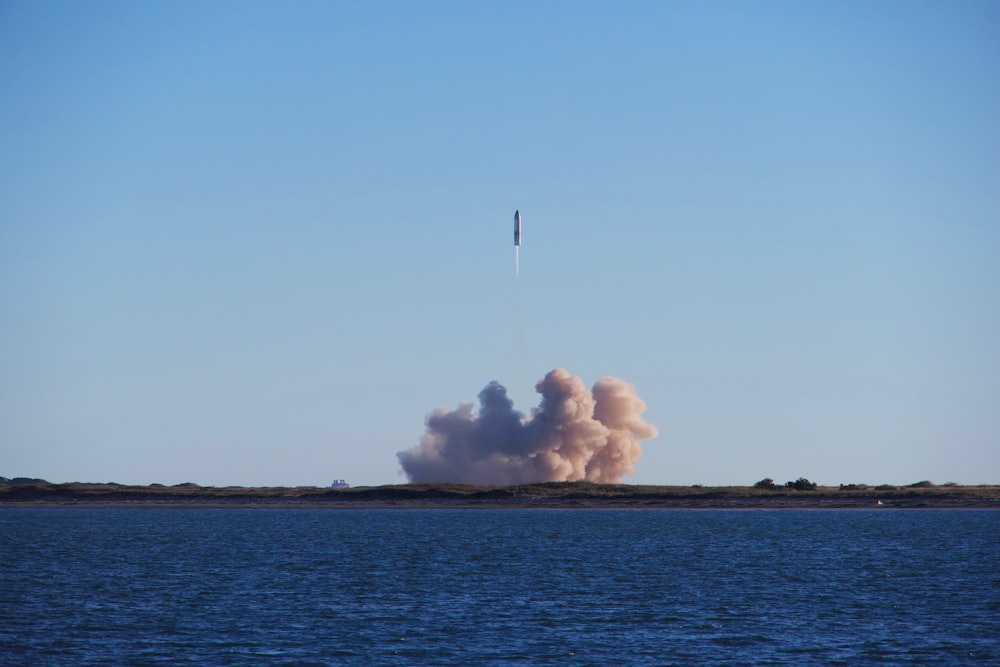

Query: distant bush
<box><xmin>839</xmin><ymin>483</ymin><xmax>869</xmax><ymax>491</ymax></box>
<box><xmin>3</xmin><ymin>477</ymin><xmax>50</xmax><ymax>486</ymax></box>
<box><xmin>753</xmin><ymin>478</ymin><xmax>777</xmax><ymax>490</ymax></box>
<box><xmin>875</xmin><ymin>484</ymin><xmax>896</xmax><ymax>490</ymax></box>
<box><xmin>908</xmin><ymin>480</ymin><xmax>935</xmax><ymax>488</ymax></box>
<box><xmin>785</xmin><ymin>477</ymin><xmax>817</xmax><ymax>491</ymax></box>
<box><xmin>942</xmin><ymin>482</ymin><xmax>957</xmax><ymax>487</ymax></box>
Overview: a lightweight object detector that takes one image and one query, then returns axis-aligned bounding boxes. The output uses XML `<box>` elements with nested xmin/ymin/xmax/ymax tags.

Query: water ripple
<box><xmin>1</xmin><ymin>509</ymin><xmax>998</xmax><ymax>665</ymax></box>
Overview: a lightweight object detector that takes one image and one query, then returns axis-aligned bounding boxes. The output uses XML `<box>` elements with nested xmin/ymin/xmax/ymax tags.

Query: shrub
<box><xmin>785</xmin><ymin>477</ymin><xmax>817</xmax><ymax>491</ymax></box>
<box><xmin>839</xmin><ymin>483</ymin><xmax>868</xmax><ymax>491</ymax></box>
<box><xmin>908</xmin><ymin>480</ymin><xmax>935</xmax><ymax>488</ymax></box>
<box><xmin>753</xmin><ymin>478</ymin><xmax>776</xmax><ymax>490</ymax></box>
<box><xmin>875</xmin><ymin>484</ymin><xmax>896</xmax><ymax>491</ymax></box>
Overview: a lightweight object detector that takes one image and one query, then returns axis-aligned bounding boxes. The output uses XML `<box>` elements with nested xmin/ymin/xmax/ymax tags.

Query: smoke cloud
<box><xmin>397</xmin><ymin>369</ymin><xmax>657</xmax><ymax>485</ymax></box>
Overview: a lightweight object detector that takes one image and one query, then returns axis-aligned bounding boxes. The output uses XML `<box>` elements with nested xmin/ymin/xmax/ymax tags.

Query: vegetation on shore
<box><xmin>2</xmin><ymin>477</ymin><xmax>999</xmax><ymax>505</ymax></box>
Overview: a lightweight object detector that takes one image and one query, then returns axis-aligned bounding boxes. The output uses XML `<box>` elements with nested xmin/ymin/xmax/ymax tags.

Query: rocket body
<box><xmin>514</xmin><ymin>210</ymin><xmax>521</xmax><ymax>246</ymax></box>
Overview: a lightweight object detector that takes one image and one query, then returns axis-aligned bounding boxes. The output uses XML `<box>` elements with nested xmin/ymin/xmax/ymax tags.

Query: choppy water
<box><xmin>2</xmin><ymin>509</ymin><xmax>998</xmax><ymax>666</ymax></box>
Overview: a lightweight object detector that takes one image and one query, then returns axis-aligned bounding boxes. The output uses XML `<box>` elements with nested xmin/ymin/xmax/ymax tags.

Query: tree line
<box><xmin>753</xmin><ymin>477</ymin><xmax>817</xmax><ymax>490</ymax></box>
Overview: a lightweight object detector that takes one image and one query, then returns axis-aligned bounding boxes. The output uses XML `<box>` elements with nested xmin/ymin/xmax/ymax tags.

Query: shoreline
<box><xmin>3</xmin><ymin>481</ymin><xmax>998</xmax><ymax>510</ymax></box>
<box><xmin>4</xmin><ymin>498</ymin><xmax>998</xmax><ymax>510</ymax></box>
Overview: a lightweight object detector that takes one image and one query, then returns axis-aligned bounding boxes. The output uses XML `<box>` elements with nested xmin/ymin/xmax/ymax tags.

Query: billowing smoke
<box><xmin>397</xmin><ymin>368</ymin><xmax>658</xmax><ymax>485</ymax></box>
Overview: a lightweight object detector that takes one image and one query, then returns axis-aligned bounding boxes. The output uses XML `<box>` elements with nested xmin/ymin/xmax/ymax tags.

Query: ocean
<box><xmin>2</xmin><ymin>509</ymin><xmax>998</xmax><ymax>665</ymax></box>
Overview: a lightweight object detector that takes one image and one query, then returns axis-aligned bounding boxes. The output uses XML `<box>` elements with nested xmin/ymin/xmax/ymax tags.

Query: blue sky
<box><xmin>2</xmin><ymin>1</ymin><xmax>998</xmax><ymax>487</ymax></box>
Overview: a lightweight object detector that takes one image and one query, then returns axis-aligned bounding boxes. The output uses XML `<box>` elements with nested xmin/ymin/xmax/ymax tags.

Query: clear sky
<box><xmin>2</xmin><ymin>1</ymin><xmax>998</xmax><ymax>487</ymax></box>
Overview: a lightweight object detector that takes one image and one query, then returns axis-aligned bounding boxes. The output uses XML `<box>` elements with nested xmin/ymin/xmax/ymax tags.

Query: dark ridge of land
<box><xmin>2</xmin><ymin>479</ymin><xmax>999</xmax><ymax>509</ymax></box>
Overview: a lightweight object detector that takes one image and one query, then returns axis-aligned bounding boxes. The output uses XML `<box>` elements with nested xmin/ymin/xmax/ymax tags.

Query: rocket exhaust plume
<box><xmin>397</xmin><ymin>368</ymin><xmax>658</xmax><ymax>485</ymax></box>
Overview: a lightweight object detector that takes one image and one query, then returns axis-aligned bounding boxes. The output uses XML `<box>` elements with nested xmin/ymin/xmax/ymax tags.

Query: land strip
<box><xmin>2</xmin><ymin>480</ymin><xmax>998</xmax><ymax>509</ymax></box>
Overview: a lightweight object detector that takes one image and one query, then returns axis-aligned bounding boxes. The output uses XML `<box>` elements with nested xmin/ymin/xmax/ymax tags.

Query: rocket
<box><xmin>514</xmin><ymin>210</ymin><xmax>521</xmax><ymax>246</ymax></box>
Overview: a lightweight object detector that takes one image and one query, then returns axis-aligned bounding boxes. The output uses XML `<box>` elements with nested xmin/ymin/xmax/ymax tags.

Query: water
<box><xmin>2</xmin><ymin>509</ymin><xmax>998</xmax><ymax>666</ymax></box>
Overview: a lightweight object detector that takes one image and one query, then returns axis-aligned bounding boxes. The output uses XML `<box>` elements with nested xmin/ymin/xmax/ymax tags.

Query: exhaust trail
<box><xmin>397</xmin><ymin>369</ymin><xmax>658</xmax><ymax>485</ymax></box>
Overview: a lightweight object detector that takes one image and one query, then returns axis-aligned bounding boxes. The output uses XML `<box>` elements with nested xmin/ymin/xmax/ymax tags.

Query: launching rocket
<box><xmin>513</xmin><ymin>209</ymin><xmax>522</xmax><ymax>278</ymax></box>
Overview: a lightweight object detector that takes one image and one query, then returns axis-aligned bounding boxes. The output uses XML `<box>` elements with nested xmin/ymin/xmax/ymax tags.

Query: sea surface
<box><xmin>1</xmin><ymin>509</ymin><xmax>998</xmax><ymax>666</ymax></box>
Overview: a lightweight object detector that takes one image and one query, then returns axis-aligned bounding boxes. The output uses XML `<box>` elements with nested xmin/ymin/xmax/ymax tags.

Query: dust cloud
<box><xmin>397</xmin><ymin>369</ymin><xmax>657</xmax><ymax>485</ymax></box>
